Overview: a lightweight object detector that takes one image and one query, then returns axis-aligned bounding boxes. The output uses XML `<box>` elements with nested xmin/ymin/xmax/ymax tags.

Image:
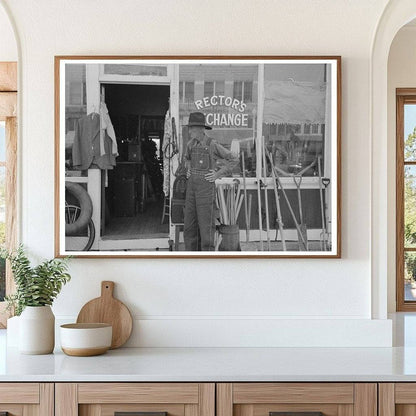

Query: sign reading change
<box><xmin>194</xmin><ymin>95</ymin><xmax>249</xmax><ymax>127</ymax></box>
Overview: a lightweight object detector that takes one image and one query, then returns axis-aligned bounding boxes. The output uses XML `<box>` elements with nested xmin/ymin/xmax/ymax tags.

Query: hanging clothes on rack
<box><xmin>162</xmin><ymin>109</ymin><xmax>172</xmax><ymax>196</ymax></box>
<box><xmin>99</xmin><ymin>102</ymin><xmax>118</xmax><ymax>157</ymax></box>
<box><xmin>72</xmin><ymin>112</ymin><xmax>117</xmax><ymax>171</ymax></box>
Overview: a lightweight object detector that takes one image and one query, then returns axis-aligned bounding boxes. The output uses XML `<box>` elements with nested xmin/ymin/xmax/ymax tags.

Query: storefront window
<box><xmin>262</xmin><ymin>63</ymin><xmax>328</xmax><ymax>177</ymax></box>
<box><xmin>179</xmin><ymin>64</ymin><xmax>258</xmax><ymax>177</ymax></box>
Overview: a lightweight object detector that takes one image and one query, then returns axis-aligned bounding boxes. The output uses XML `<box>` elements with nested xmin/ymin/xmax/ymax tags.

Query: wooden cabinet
<box><xmin>0</xmin><ymin>381</ymin><xmax>387</xmax><ymax>416</ymax></box>
<box><xmin>217</xmin><ymin>383</ymin><xmax>377</xmax><ymax>416</ymax></box>
<box><xmin>0</xmin><ymin>383</ymin><xmax>53</xmax><ymax>416</ymax></box>
<box><xmin>378</xmin><ymin>383</ymin><xmax>416</xmax><ymax>416</ymax></box>
<box><xmin>55</xmin><ymin>383</ymin><xmax>215</xmax><ymax>416</ymax></box>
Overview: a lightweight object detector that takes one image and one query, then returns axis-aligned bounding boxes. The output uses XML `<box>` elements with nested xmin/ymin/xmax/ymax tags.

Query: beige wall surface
<box><xmin>0</xmin><ymin>0</ymin><xmax>396</xmax><ymax>346</ymax></box>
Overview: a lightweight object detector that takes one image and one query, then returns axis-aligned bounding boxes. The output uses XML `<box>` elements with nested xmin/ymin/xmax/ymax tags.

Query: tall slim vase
<box><xmin>19</xmin><ymin>306</ymin><xmax>55</xmax><ymax>354</ymax></box>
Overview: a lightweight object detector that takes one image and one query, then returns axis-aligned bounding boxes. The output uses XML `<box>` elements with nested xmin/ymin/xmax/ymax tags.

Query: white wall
<box><xmin>0</xmin><ymin>0</ymin><xmax>393</xmax><ymax>346</ymax></box>
<box><xmin>387</xmin><ymin>25</ymin><xmax>416</xmax><ymax>312</ymax></box>
<box><xmin>0</xmin><ymin>3</ymin><xmax>17</xmax><ymax>61</ymax></box>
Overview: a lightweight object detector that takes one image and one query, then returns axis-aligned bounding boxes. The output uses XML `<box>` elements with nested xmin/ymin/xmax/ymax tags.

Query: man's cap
<box><xmin>187</xmin><ymin>112</ymin><xmax>212</xmax><ymax>130</ymax></box>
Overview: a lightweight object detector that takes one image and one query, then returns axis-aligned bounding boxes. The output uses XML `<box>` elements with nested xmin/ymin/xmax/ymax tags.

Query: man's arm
<box><xmin>212</xmin><ymin>141</ymin><xmax>239</xmax><ymax>178</ymax></box>
<box><xmin>185</xmin><ymin>142</ymin><xmax>192</xmax><ymax>178</ymax></box>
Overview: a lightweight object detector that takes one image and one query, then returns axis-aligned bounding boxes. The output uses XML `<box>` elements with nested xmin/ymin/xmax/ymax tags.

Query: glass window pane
<box><xmin>65</xmin><ymin>64</ymin><xmax>88</xmax><ymax>171</ymax></box>
<box><xmin>0</xmin><ymin>120</ymin><xmax>5</xmax><ymax>163</ymax></box>
<box><xmin>404</xmin><ymin>104</ymin><xmax>416</xmax><ymax>161</ymax></box>
<box><xmin>69</xmin><ymin>82</ymin><xmax>82</xmax><ymax>105</ymax></box>
<box><xmin>179</xmin><ymin>81</ymin><xmax>184</xmax><ymax>102</ymax></box>
<box><xmin>184</xmin><ymin>82</ymin><xmax>194</xmax><ymax>102</ymax></box>
<box><xmin>103</xmin><ymin>64</ymin><xmax>167</xmax><ymax>77</ymax></box>
<box><xmin>65</xmin><ymin>64</ymin><xmax>86</xmax><ymax>105</ymax></box>
<box><xmin>0</xmin><ymin>166</ymin><xmax>5</xmax><ymax>244</ymax></box>
<box><xmin>204</xmin><ymin>81</ymin><xmax>214</xmax><ymax>97</ymax></box>
<box><xmin>215</xmin><ymin>81</ymin><xmax>225</xmax><ymax>96</ymax></box>
<box><xmin>405</xmin><ymin>165</ymin><xmax>416</xmax><ymax>247</ymax></box>
<box><xmin>263</xmin><ymin>63</ymin><xmax>328</xmax><ymax>176</ymax></box>
<box><xmin>405</xmin><ymin>252</ymin><xmax>416</xmax><ymax>301</ymax></box>
<box><xmin>243</xmin><ymin>81</ymin><xmax>253</xmax><ymax>102</ymax></box>
<box><xmin>0</xmin><ymin>162</ymin><xmax>5</xmax><ymax>302</ymax></box>
<box><xmin>179</xmin><ymin>64</ymin><xmax>258</xmax><ymax>177</ymax></box>
<box><xmin>65</xmin><ymin>64</ymin><xmax>87</xmax><ymax>136</ymax></box>
<box><xmin>233</xmin><ymin>81</ymin><xmax>243</xmax><ymax>101</ymax></box>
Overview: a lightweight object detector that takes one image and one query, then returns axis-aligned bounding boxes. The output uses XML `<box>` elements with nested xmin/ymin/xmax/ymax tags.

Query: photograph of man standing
<box><xmin>184</xmin><ymin>112</ymin><xmax>238</xmax><ymax>251</ymax></box>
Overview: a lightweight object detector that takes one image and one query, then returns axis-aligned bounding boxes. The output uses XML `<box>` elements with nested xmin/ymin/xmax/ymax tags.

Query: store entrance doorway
<box><xmin>103</xmin><ymin>83</ymin><xmax>170</xmax><ymax>240</ymax></box>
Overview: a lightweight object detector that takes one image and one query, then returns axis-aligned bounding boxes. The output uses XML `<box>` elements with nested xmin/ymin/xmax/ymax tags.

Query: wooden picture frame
<box><xmin>55</xmin><ymin>56</ymin><xmax>341</xmax><ymax>258</ymax></box>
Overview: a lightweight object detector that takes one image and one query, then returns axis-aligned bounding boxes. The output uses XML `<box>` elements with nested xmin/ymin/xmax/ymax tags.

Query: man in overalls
<box><xmin>184</xmin><ymin>112</ymin><xmax>237</xmax><ymax>251</ymax></box>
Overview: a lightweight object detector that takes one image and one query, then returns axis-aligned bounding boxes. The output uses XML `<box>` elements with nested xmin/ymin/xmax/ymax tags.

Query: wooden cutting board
<box><xmin>76</xmin><ymin>281</ymin><xmax>133</xmax><ymax>349</ymax></box>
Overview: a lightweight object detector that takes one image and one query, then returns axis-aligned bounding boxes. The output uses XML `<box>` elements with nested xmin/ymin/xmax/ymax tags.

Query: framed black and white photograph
<box><xmin>55</xmin><ymin>56</ymin><xmax>341</xmax><ymax>258</ymax></box>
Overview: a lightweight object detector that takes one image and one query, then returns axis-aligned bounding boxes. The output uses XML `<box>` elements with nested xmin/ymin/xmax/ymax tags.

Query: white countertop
<box><xmin>3</xmin><ymin>313</ymin><xmax>416</xmax><ymax>382</ymax></box>
<box><xmin>2</xmin><ymin>328</ymin><xmax>416</xmax><ymax>382</ymax></box>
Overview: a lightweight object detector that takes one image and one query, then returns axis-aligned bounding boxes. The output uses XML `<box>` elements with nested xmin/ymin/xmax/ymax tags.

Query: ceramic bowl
<box><xmin>60</xmin><ymin>323</ymin><xmax>112</xmax><ymax>356</ymax></box>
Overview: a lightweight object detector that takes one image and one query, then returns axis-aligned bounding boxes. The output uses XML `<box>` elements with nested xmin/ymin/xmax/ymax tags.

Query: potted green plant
<box><xmin>2</xmin><ymin>245</ymin><xmax>71</xmax><ymax>354</ymax></box>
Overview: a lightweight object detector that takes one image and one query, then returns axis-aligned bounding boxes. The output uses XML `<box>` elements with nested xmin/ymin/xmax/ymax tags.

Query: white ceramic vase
<box><xmin>6</xmin><ymin>315</ymin><xmax>20</xmax><ymax>347</ymax></box>
<box><xmin>19</xmin><ymin>305</ymin><xmax>55</xmax><ymax>354</ymax></box>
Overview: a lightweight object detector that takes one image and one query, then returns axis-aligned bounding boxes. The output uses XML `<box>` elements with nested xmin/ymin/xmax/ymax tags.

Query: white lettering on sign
<box><xmin>195</xmin><ymin>96</ymin><xmax>247</xmax><ymax>113</ymax></box>
<box><xmin>194</xmin><ymin>96</ymin><xmax>249</xmax><ymax>127</ymax></box>
<box><xmin>206</xmin><ymin>113</ymin><xmax>248</xmax><ymax>127</ymax></box>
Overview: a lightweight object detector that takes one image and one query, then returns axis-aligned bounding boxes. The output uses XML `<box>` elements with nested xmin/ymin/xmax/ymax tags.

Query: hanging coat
<box><xmin>162</xmin><ymin>110</ymin><xmax>172</xmax><ymax>195</ymax></box>
<box><xmin>99</xmin><ymin>102</ymin><xmax>118</xmax><ymax>157</ymax></box>
<box><xmin>72</xmin><ymin>113</ymin><xmax>117</xmax><ymax>171</ymax></box>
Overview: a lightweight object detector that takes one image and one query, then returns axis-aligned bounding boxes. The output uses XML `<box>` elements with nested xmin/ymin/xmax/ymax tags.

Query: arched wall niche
<box><xmin>386</xmin><ymin>17</ymin><xmax>416</xmax><ymax>313</ymax></box>
<box><xmin>372</xmin><ymin>0</ymin><xmax>416</xmax><ymax>319</ymax></box>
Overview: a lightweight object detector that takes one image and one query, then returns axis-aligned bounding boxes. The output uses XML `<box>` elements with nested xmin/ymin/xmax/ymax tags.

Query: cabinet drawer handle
<box><xmin>270</xmin><ymin>413</ymin><xmax>324</xmax><ymax>416</ymax></box>
<box><xmin>115</xmin><ymin>412</ymin><xmax>167</xmax><ymax>416</ymax></box>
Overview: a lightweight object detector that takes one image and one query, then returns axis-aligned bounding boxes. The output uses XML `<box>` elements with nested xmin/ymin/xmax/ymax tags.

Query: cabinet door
<box><xmin>56</xmin><ymin>383</ymin><xmax>215</xmax><ymax>416</ymax></box>
<box><xmin>0</xmin><ymin>383</ymin><xmax>53</xmax><ymax>416</ymax></box>
<box><xmin>379</xmin><ymin>383</ymin><xmax>416</xmax><ymax>416</ymax></box>
<box><xmin>217</xmin><ymin>383</ymin><xmax>377</xmax><ymax>416</ymax></box>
